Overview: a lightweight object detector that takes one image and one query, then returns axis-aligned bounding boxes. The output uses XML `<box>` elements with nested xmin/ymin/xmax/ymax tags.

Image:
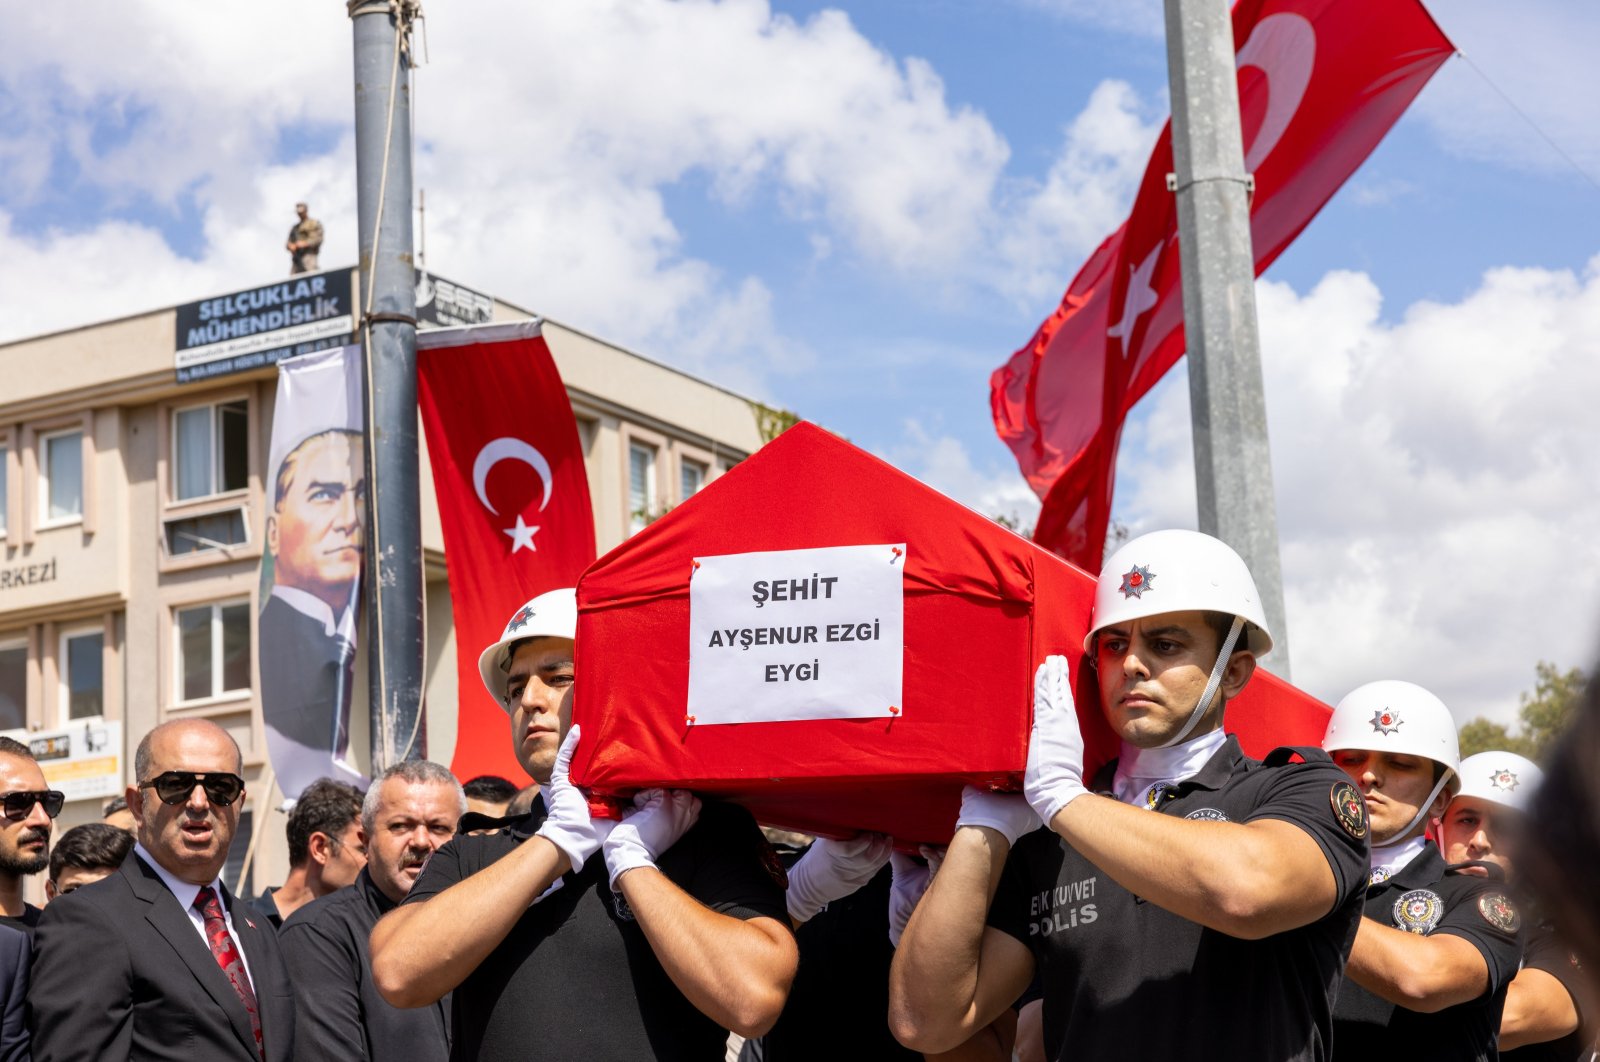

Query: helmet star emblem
<box><xmin>1370</xmin><ymin>708</ymin><xmax>1403</xmax><ymax>735</ymax></box>
<box><xmin>507</xmin><ymin>605</ymin><xmax>535</xmax><ymax>632</ymax></box>
<box><xmin>1489</xmin><ymin>768</ymin><xmax>1519</xmax><ymax>792</ymax></box>
<box><xmin>1119</xmin><ymin>564</ymin><xmax>1156</xmax><ymax>599</ymax></box>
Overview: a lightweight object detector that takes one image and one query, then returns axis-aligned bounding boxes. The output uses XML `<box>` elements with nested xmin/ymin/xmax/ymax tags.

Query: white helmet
<box><xmin>1452</xmin><ymin>751</ymin><xmax>1544</xmax><ymax>815</ymax></box>
<box><xmin>1087</xmin><ymin>529</ymin><xmax>1273</xmax><ymax>657</ymax></box>
<box><xmin>476</xmin><ymin>588</ymin><xmax>578</xmax><ymax>711</ymax></box>
<box><xmin>1087</xmin><ymin>529</ymin><xmax>1272</xmax><ymax>749</ymax></box>
<box><xmin>1323</xmin><ymin>680</ymin><xmax>1460</xmax><ymax>839</ymax></box>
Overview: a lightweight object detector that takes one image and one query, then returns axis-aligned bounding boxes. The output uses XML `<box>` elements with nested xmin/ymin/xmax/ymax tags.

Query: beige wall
<box><xmin>0</xmin><ymin>290</ymin><xmax>764</xmax><ymax>899</ymax></box>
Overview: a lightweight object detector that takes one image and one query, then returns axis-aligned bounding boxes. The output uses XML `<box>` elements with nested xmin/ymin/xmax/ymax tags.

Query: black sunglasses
<box><xmin>0</xmin><ymin>790</ymin><xmax>64</xmax><ymax>820</ymax></box>
<box><xmin>139</xmin><ymin>771</ymin><xmax>246</xmax><ymax>807</ymax></box>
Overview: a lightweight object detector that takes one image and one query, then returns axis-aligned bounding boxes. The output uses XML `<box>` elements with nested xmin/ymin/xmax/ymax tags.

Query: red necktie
<box><xmin>192</xmin><ymin>885</ymin><xmax>263</xmax><ymax>1059</ymax></box>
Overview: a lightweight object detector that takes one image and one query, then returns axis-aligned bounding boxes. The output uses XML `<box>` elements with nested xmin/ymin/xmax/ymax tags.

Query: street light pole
<box><xmin>350</xmin><ymin>0</ymin><xmax>426</xmax><ymax>764</ymax></box>
<box><xmin>1163</xmin><ymin>0</ymin><xmax>1291</xmax><ymax>675</ymax></box>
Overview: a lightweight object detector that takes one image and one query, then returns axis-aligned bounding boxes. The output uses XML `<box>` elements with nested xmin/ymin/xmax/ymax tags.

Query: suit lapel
<box><xmin>126</xmin><ymin>856</ymin><xmax>261</xmax><ymax>1059</ymax></box>
<box><xmin>224</xmin><ymin>884</ymin><xmax>279</xmax><ymax>1057</ymax></box>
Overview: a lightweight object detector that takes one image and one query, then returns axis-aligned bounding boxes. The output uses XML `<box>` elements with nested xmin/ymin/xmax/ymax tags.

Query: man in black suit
<box><xmin>28</xmin><ymin>719</ymin><xmax>295</xmax><ymax>1062</ymax></box>
<box><xmin>0</xmin><ymin>923</ymin><xmax>29</xmax><ymax>1062</ymax></box>
<box><xmin>259</xmin><ymin>429</ymin><xmax>364</xmax><ymax>797</ymax></box>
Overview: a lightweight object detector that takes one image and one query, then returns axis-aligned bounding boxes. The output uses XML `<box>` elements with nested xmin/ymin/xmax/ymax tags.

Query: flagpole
<box><xmin>350</xmin><ymin>0</ymin><xmax>427</xmax><ymax>766</ymax></box>
<box><xmin>1163</xmin><ymin>0</ymin><xmax>1291</xmax><ymax>675</ymax></box>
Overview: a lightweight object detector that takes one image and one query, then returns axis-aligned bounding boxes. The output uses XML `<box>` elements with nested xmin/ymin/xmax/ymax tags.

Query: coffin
<box><xmin>569</xmin><ymin>422</ymin><xmax>1328</xmax><ymax>845</ymax></box>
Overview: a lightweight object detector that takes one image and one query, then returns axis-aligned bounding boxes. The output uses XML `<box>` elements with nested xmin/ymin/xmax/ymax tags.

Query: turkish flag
<box><xmin>418</xmin><ymin>322</ymin><xmax>597</xmax><ymax>782</ymax></box>
<box><xmin>993</xmin><ymin>0</ymin><xmax>1453</xmax><ymax>570</ymax></box>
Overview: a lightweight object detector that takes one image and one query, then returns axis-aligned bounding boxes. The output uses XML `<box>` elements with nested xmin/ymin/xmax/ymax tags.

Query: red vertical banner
<box><xmin>418</xmin><ymin>322</ymin><xmax>597</xmax><ymax>782</ymax></box>
<box><xmin>992</xmin><ymin>0</ymin><xmax>1454</xmax><ymax>570</ymax></box>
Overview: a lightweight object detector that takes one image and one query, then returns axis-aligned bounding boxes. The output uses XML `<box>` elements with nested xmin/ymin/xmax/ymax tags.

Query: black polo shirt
<box><xmin>988</xmin><ymin>738</ymin><xmax>1369</xmax><ymax>1062</ymax></box>
<box><xmin>1503</xmin><ymin>921</ymin><xmax>1589</xmax><ymax>1062</ymax></box>
<box><xmin>1331</xmin><ymin>846</ymin><xmax>1525</xmax><ymax>1062</ymax></box>
<box><xmin>404</xmin><ymin>799</ymin><xmax>790</xmax><ymax>1062</ymax></box>
<box><xmin>279</xmin><ymin>867</ymin><xmax>450</xmax><ymax>1062</ymax></box>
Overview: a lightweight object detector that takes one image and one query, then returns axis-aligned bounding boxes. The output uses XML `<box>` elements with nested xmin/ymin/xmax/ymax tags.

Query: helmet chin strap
<box><xmin>1157</xmin><ymin>616</ymin><xmax>1244</xmax><ymax>750</ymax></box>
<box><xmin>1391</xmin><ymin>770</ymin><xmax>1456</xmax><ymax>843</ymax></box>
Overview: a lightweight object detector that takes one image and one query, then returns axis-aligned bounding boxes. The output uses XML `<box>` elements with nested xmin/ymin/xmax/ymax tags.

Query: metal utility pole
<box><xmin>350</xmin><ymin>0</ymin><xmax>426</xmax><ymax>765</ymax></box>
<box><xmin>1163</xmin><ymin>0</ymin><xmax>1290</xmax><ymax>675</ymax></box>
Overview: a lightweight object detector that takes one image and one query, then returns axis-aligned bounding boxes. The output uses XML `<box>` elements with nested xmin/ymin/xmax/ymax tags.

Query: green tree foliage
<box><xmin>749</xmin><ymin>401</ymin><xmax>800</xmax><ymax>444</ymax></box>
<box><xmin>1456</xmin><ymin>661</ymin><xmax>1586</xmax><ymax>760</ymax></box>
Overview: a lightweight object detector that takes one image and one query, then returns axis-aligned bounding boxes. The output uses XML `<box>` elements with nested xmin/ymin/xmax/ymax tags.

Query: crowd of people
<box><xmin>0</xmin><ymin>528</ymin><xmax>1593</xmax><ymax>1061</ymax></box>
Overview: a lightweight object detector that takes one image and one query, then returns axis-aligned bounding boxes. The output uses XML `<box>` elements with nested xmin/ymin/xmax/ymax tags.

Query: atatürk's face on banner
<box><xmin>269</xmin><ymin>431</ymin><xmax>366</xmax><ymax>611</ymax></box>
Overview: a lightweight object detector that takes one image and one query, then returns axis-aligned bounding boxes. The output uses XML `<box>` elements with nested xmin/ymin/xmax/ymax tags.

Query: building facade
<box><xmin>0</xmin><ymin>270</ymin><xmax>766</xmax><ymax>898</ymax></box>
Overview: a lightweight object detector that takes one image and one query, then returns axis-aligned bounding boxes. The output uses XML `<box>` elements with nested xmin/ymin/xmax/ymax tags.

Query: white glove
<box><xmin>602</xmin><ymin>788</ymin><xmax>702</xmax><ymax>889</ymax></box>
<box><xmin>887</xmin><ymin>845</ymin><xmax>944</xmax><ymax>947</ymax></box>
<box><xmin>1024</xmin><ymin>654</ymin><xmax>1088</xmax><ymax>825</ymax></box>
<box><xmin>786</xmin><ymin>834</ymin><xmax>892</xmax><ymax>922</ymax></box>
<box><xmin>956</xmin><ymin>786</ymin><xmax>1040</xmax><ymax>847</ymax></box>
<box><xmin>533</xmin><ymin>725</ymin><xmax>613</xmax><ymax>874</ymax></box>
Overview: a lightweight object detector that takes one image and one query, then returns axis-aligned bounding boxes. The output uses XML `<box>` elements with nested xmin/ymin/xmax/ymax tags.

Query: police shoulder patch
<box><xmin>1185</xmin><ymin>807</ymin><xmax>1230</xmax><ymax>822</ymax></box>
<box><xmin>1477</xmin><ymin>892</ymin><xmax>1520</xmax><ymax>934</ymax></box>
<box><xmin>1394</xmin><ymin>889</ymin><xmax>1444</xmax><ymax>934</ymax></box>
<box><xmin>1330</xmin><ymin>781</ymin><xmax>1368</xmax><ymax>840</ymax></box>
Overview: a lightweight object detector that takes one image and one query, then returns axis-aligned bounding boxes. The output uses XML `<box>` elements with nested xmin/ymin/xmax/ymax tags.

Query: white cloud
<box><xmin>1111</xmin><ymin>257</ymin><xmax>1600</xmax><ymax>727</ymax></box>
<box><xmin>1417</xmin><ymin>1</ymin><xmax>1600</xmax><ymax>180</ymax></box>
<box><xmin>0</xmin><ymin>0</ymin><xmax>1157</xmax><ymax>395</ymax></box>
<box><xmin>881</xmin><ymin>419</ymin><xmax>1042</xmax><ymax>530</ymax></box>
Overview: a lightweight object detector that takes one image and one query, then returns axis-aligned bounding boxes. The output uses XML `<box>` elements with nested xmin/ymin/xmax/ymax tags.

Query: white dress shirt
<box><xmin>133</xmin><ymin>842</ymin><xmax>256</xmax><ymax>988</ymax></box>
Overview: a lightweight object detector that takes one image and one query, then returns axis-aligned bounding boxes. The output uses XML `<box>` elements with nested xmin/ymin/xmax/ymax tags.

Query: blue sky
<box><xmin>2</xmin><ymin>0</ymin><xmax>1597</xmax><ymax>725</ymax></box>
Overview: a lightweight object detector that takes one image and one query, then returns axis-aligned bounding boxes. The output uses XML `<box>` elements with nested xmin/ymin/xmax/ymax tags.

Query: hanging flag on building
<box><xmin>991</xmin><ymin>0</ymin><xmax>1454</xmax><ymax>570</ymax></box>
<box><xmin>258</xmin><ymin>345</ymin><xmax>368</xmax><ymax>800</ymax></box>
<box><xmin>418</xmin><ymin>321</ymin><xmax>597</xmax><ymax>783</ymax></box>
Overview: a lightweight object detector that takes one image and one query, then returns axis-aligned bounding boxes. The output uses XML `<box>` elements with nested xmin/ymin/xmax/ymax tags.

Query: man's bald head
<box><xmin>134</xmin><ymin>720</ymin><xmax>243</xmax><ymax>784</ymax></box>
<box><xmin>129</xmin><ymin>719</ymin><xmax>247</xmax><ymax>885</ymax></box>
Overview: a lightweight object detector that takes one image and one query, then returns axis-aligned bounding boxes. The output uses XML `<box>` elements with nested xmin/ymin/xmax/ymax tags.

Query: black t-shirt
<box><xmin>0</xmin><ymin>904</ymin><xmax>41</xmax><ymax>938</ymax></box>
<box><xmin>1498</xmin><ymin>921</ymin><xmax>1587</xmax><ymax>1062</ymax></box>
<box><xmin>280</xmin><ymin>868</ymin><xmax>450</xmax><ymax>1062</ymax></box>
<box><xmin>988</xmin><ymin>739</ymin><xmax>1370</xmax><ymax>1062</ymax></box>
<box><xmin>1331</xmin><ymin>846</ymin><xmax>1525</xmax><ymax>1062</ymax></box>
<box><xmin>750</xmin><ymin>852</ymin><xmax>919</xmax><ymax>1061</ymax></box>
<box><xmin>404</xmin><ymin>799</ymin><xmax>790</xmax><ymax>1062</ymax></box>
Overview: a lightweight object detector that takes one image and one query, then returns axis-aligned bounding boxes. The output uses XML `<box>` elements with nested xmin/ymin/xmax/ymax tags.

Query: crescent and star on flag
<box><xmin>472</xmin><ymin>437</ymin><xmax>555</xmax><ymax>555</ymax></box>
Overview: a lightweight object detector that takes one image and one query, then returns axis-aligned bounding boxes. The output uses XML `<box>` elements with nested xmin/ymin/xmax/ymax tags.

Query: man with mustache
<box><xmin>892</xmin><ymin>530</ymin><xmax>1371</xmax><ymax>1062</ymax></box>
<box><xmin>0</xmin><ymin>736</ymin><xmax>59</xmax><ymax>936</ymax></box>
<box><xmin>371</xmin><ymin>588</ymin><xmax>797</xmax><ymax>1061</ymax></box>
<box><xmin>29</xmin><ymin>719</ymin><xmax>296</xmax><ymax>1061</ymax></box>
<box><xmin>1323</xmin><ymin>682</ymin><xmax>1525</xmax><ymax>1061</ymax></box>
<box><xmin>1438</xmin><ymin>751</ymin><xmax>1591</xmax><ymax>1061</ymax></box>
<box><xmin>280</xmin><ymin>761</ymin><xmax>461</xmax><ymax>1062</ymax></box>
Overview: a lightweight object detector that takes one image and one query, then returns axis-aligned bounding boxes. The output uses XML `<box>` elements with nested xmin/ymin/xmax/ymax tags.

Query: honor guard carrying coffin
<box><xmin>890</xmin><ymin>530</ymin><xmax>1371</xmax><ymax>1062</ymax></box>
<box><xmin>1324</xmin><ymin>682</ymin><xmax>1526</xmax><ymax>1062</ymax></box>
<box><xmin>1438</xmin><ymin>752</ymin><xmax>1591</xmax><ymax>1062</ymax></box>
<box><xmin>370</xmin><ymin>589</ymin><xmax>797</xmax><ymax>1062</ymax></box>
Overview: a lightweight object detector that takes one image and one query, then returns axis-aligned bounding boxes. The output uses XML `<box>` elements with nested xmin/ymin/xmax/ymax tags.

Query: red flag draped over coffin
<box><xmin>570</xmin><ymin>423</ymin><xmax>1329</xmax><ymax>845</ymax></box>
<box><xmin>993</xmin><ymin>0</ymin><xmax>1454</xmax><ymax>569</ymax></box>
<box><xmin>418</xmin><ymin>322</ymin><xmax>597</xmax><ymax>782</ymax></box>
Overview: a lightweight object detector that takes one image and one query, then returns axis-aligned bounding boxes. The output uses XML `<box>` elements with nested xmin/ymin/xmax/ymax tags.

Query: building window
<box><xmin>628</xmin><ymin>442</ymin><xmax>657</xmax><ymax>533</ymax></box>
<box><xmin>0</xmin><ymin>444</ymin><xmax>8</xmax><ymax>537</ymax></box>
<box><xmin>173</xmin><ymin>400</ymin><xmax>248</xmax><ymax>501</ymax></box>
<box><xmin>60</xmin><ymin>627</ymin><xmax>103</xmax><ymax>720</ymax></box>
<box><xmin>165</xmin><ymin>510</ymin><xmax>250</xmax><ymax>557</ymax></box>
<box><xmin>0</xmin><ymin>640</ymin><xmax>24</xmax><ymax>732</ymax></box>
<box><xmin>680</xmin><ymin>458</ymin><xmax>707</xmax><ymax>501</ymax></box>
<box><xmin>175</xmin><ymin>601</ymin><xmax>252</xmax><ymax>703</ymax></box>
<box><xmin>40</xmin><ymin>430</ymin><xmax>83</xmax><ymax>524</ymax></box>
